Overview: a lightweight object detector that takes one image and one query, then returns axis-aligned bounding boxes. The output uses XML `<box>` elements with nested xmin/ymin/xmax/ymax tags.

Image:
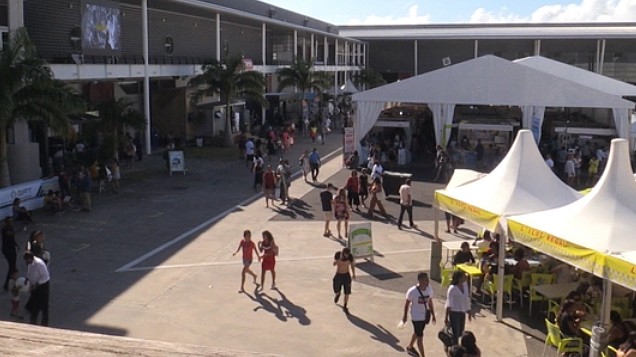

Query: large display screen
<box><xmin>81</xmin><ymin>0</ymin><xmax>121</xmax><ymax>53</ymax></box>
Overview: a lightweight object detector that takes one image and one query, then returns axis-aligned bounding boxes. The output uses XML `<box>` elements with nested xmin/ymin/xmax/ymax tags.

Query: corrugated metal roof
<box><xmin>339</xmin><ymin>23</ymin><xmax>636</xmax><ymax>40</ymax></box>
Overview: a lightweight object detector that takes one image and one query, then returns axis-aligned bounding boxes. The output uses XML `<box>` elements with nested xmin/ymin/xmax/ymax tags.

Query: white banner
<box><xmin>169</xmin><ymin>151</ymin><xmax>186</xmax><ymax>175</ymax></box>
<box><xmin>0</xmin><ymin>177</ymin><xmax>60</xmax><ymax>218</ymax></box>
<box><xmin>343</xmin><ymin>127</ymin><xmax>355</xmax><ymax>163</ymax></box>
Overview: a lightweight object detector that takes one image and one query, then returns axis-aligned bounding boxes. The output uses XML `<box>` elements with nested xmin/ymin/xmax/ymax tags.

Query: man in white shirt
<box><xmin>371</xmin><ymin>160</ymin><xmax>383</xmax><ymax>182</ymax></box>
<box><xmin>397</xmin><ymin>178</ymin><xmax>417</xmax><ymax>230</ymax></box>
<box><xmin>402</xmin><ymin>272</ymin><xmax>436</xmax><ymax>357</ymax></box>
<box><xmin>244</xmin><ymin>139</ymin><xmax>255</xmax><ymax>168</ymax></box>
<box><xmin>24</xmin><ymin>251</ymin><xmax>50</xmax><ymax>326</ymax></box>
<box><xmin>564</xmin><ymin>154</ymin><xmax>576</xmax><ymax>186</ymax></box>
<box><xmin>544</xmin><ymin>154</ymin><xmax>554</xmax><ymax>171</ymax></box>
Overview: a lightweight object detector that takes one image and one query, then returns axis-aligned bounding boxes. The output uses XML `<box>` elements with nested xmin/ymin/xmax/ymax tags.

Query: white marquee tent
<box><xmin>352</xmin><ymin>55</ymin><xmax>635</xmax><ymax>151</ymax></box>
<box><xmin>508</xmin><ymin>138</ymin><xmax>636</xmax><ymax>330</ymax></box>
<box><xmin>515</xmin><ymin>56</ymin><xmax>636</xmax><ymax>142</ymax></box>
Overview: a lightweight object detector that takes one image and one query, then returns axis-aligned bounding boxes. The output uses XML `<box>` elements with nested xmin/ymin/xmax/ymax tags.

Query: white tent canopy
<box><xmin>508</xmin><ymin>138</ymin><xmax>636</xmax><ymax>290</ymax></box>
<box><xmin>352</xmin><ymin>55</ymin><xmax>635</xmax><ymax>149</ymax></box>
<box><xmin>435</xmin><ymin>130</ymin><xmax>582</xmax><ymax>232</ymax></box>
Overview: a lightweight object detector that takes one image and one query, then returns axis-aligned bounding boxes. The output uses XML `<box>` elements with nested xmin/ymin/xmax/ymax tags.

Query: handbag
<box><xmin>437</xmin><ymin>323</ymin><xmax>454</xmax><ymax>348</ymax></box>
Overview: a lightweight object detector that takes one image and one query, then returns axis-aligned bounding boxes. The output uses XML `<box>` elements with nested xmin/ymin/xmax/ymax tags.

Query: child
<box><xmin>8</xmin><ymin>271</ymin><xmax>23</xmax><ymax>319</ymax></box>
<box><xmin>232</xmin><ymin>230</ymin><xmax>261</xmax><ymax>292</ymax></box>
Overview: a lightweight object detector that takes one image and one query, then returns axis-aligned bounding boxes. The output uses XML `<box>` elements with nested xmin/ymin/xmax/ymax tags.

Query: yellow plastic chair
<box><xmin>441</xmin><ymin>267</ymin><xmax>455</xmax><ymax>289</ymax></box>
<box><xmin>513</xmin><ymin>270</ymin><xmax>533</xmax><ymax>308</ymax></box>
<box><xmin>601</xmin><ymin>345</ymin><xmax>618</xmax><ymax>357</ymax></box>
<box><xmin>542</xmin><ymin>318</ymin><xmax>584</xmax><ymax>357</ymax></box>
<box><xmin>547</xmin><ymin>299</ymin><xmax>560</xmax><ymax>323</ymax></box>
<box><xmin>529</xmin><ymin>273</ymin><xmax>555</xmax><ymax>315</ymax></box>
<box><xmin>483</xmin><ymin>274</ymin><xmax>514</xmax><ymax>310</ymax></box>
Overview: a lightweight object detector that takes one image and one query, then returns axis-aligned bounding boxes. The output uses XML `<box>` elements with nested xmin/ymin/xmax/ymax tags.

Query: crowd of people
<box><xmin>543</xmin><ymin>140</ymin><xmax>609</xmax><ymax>189</ymax></box>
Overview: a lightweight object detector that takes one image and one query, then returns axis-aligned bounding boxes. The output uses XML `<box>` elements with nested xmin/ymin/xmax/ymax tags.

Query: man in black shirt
<box><xmin>320</xmin><ymin>183</ymin><xmax>336</xmax><ymax>237</ymax></box>
<box><xmin>2</xmin><ymin>217</ymin><xmax>18</xmax><ymax>291</ymax></box>
<box><xmin>452</xmin><ymin>242</ymin><xmax>475</xmax><ymax>266</ymax></box>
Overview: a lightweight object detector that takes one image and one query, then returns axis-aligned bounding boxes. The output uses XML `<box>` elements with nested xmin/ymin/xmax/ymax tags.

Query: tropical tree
<box><xmin>0</xmin><ymin>27</ymin><xmax>86</xmax><ymax>187</ymax></box>
<box><xmin>95</xmin><ymin>98</ymin><xmax>145</xmax><ymax>160</ymax></box>
<box><xmin>276</xmin><ymin>57</ymin><xmax>330</xmax><ymax>123</ymax></box>
<box><xmin>352</xmin><ymin>67</ymin><xmax>386</xmax><ymax>90</ymax></box>
<box><xmin>190</xmin><ymin>55</ymin><xmax>266</xmax><ymax>146</ymax></box>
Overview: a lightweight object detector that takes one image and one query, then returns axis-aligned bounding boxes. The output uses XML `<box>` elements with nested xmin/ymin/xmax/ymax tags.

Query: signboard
<box><xmin>169</xmin><ymin>150</ymin><xmax>186</xmax><ymax>175</ymax></box>
<box><xmin>531</xmin><ymin>115</ymin><xmax>541</xmax><ymax>143</ymax></box>
<box><xmin>242</xmin><ymin>58</ymin><xmax>253</xmax><ymax>71</ymax></box>
<box><xmin>348</xmin><ymin>223</ymin><xmax>374</xmax><ymax>261</ymax></box>
<box><xmin>0</xmin><ymin>177</ymin><xmax>60</xmax><ymax>218</ymax></box>
<box><xmin>343</xmin><ymin>127</ymin><xmax>355</xmax><ymax>165</ymax></box>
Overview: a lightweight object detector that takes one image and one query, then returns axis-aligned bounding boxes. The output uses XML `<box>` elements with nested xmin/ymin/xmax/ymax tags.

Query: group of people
<box><xmin>233</xmin><ymin>230</ymin><xmax>279</xmax><ymax>292</ymax></box>
<box><xmin>2</xmin><ymin>220</ymin><xmax>51</xmax><ymax>326</ymax></box>
<box><xmin>544</xmin><ymin>141</ymin><xmax>609</xmax><ymax>189</ymax></box>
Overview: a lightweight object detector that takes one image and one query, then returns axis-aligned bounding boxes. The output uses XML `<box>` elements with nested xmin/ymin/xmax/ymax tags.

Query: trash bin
<box><xmin>382</xmin><ymin>171</ymin><xmax>412</xmax><ymax>197</ymax></box>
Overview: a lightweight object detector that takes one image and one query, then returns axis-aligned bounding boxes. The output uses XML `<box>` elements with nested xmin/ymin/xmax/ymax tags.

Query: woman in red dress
<box><xmin>258</xmin><ymin>230</ymin><xmax>278</xmax><ymax>288</ymax></box>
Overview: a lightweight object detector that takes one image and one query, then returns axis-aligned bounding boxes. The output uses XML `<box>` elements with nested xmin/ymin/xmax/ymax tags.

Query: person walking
<box><xmin>23</xmin><ymin>251</ymin><xmax>50</xmax><ymax>326</ymax></box>
<box><xmin>2</xmin><ymin>217</ymin><xmax>18</xmax><ymax>291</ymax></box>
<box><xmin>402</xmin><ymin>272</ymin><xmax>436</xmax><ymax>357</ymax></box>
<box><xmin>397</xmin><ymin>178</ymin><xmax>417</xmax><ymax>230</ymax></box>
<box><xmin>333</xmin><ymin>188</ymin><xmax>351</xmax><ymax>240</ymax></box>
<box><xmin>333</xmin><ymin>247</ymin><xmax>356</xmax><ymax>314</ymax></box>
<box><xmin>445</xmin><ymin>271</ymin><xmax>472</xmax><ymax>345</ymax></box>
<box><xmin>79</xmin><ymin>166</ymin><xmax>92</xmax><ymax>212</ymax></box>
<box><xmin>320</xmin><ymin>183</ymin><xmax>336</xmax><ymax>237</ymax></box>
<box><xmin>299</xmin><ymin>150</ymin><xmax>311</xmax><ymax>182</ymax></box>
<box><xmin>262</xmin><ymin>165</ymin><xmax>277</xmax><ymax>208</ymax></box>
<box><xmin>359</xmin><ymin>168</ymin><xmax>370</xmax><ymax>208</ymax></box>
<box><xmin>345</xmin><ymin>171</ymin><xmax>361</xmax><ymax>211</ymax></box>
<box><xmin>233</xmin><ymin>230</ymin><xmax>261</xmax><ymax>292</ymax></box>
<box><xmin>252</xmin><ymin>150</ymin><xmax>265</xmax><ymax>191</ymax></box>
<box><xmin>367</xmin><ymin>177</ymin><xmax>387</xmax><ymax>218</ymax></box>
<box><xmin>309</xmin><ymin>148</ymin><xmax>321</xmax><ymax>182</ymax></box>
<box><xmin>258</xmin><ymin>230</ymin><xmax>278</xmax><ymax>289</ymax></box>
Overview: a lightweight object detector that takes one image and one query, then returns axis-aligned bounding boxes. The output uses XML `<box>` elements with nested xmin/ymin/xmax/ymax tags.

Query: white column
<box><xmin>142</xmin><ymin>0</ymin><xmax>151</xmax><ymax>154</ymax></box>
<box><xmin>302</xmin><ymin>37</ymin><xmax>306</xmax><ymax>61</ymax></box>
<box><xmin>362</xmin><ymin>43</ymin><xmax>366</xmax><ymax>67</ymax></box>
<box><xmin>335</xmin><ymin>39</ymin><xmax>338</xmax><ymax>66</ymax></box>
<box><xmin>474</xmin><ymin>39</ymin><xmax>479</xmax><ymax>58</ymax></box>
<box><xmin>344</xmin><ymin>41</ymin><xmax>349</xmax><ymax>66</ymax></box>
<box><xmin>262</xmin><ymin>23</ymin><xmax>266</xmax><ymax>65</ymax></box>
<box><xmin>324</xmin><ymin>37</ymin><xmax>328</xmax><ymax>64</ymax></box>
<box><xmin>310</xmin><ymin>33</ymin><xmax>314</xmax><ymax>62</ymax></box>
<box><xmin>293</xmin><ymin>30</ymin><xmax>298</xmax><ymax>58</ymax></box>
<box><xmin>598</xmin><ymin>39</ymin><xmax>606</xmax><ymax>74</ymax></box>
<box><xmin>216</xmin><ymin>13</ymin><xmax>221</xmax><ymax>60</ymax></box>
<box><xmin>414</xmin><ymin>40</ymin><xmax>418</xmax><ymax>75</ymax></box>
<box><xmin>8</xmin><ymin>0</ymin><xmax>24</xmax><ymax>32</ymax></box>
<box><xmin>534</xmin><ymin>39</ymin><xmax>541</xmax><ymax>56</ymax></box>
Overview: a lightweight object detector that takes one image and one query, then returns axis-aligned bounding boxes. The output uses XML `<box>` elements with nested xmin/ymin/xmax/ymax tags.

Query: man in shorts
<box><xmin>332</xmin><ymin>247</ymin><xmax>356</xmax><ymax>314</ymax></box>
<box><xmin>401</xmin><ymin>272</ymin><xmax>436</xmax><ymax>357</ymax></box>
<box><xmin>320</xmin><ymin>183</ymin><xmax>336</xmax><ymax>237</ymax></box>
<box><xmin>232</xmin><ymin>230</ymin><xmax>261</xmax><ymax>292</ymax></box>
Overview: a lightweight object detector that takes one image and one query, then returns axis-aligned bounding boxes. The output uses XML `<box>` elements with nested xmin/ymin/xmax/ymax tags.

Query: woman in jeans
<box><xmin>445</xmin><ymin>271</ymin><xmax>472</xmax><ymax>345</ymax></box>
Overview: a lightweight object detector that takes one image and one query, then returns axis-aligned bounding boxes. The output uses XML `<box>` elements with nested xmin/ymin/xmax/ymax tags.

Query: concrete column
<box><xmin>310</xmin><ymin>33</ymin><xmax>314</xmax><ymax>62</ymax></box>
<box><xmin>534</xmin><ymin>39</ymin><xmax>541</xmax><ymax>56</ymax></box>
<box><xmin>414</xmin><ymin>40</ymin><xmax>418</xmax><ymax>75</ymax></box>
<box><xmin>215</xmin><ymin>13</ymin><xmax>221</xmax><ymax>60</ymax></box>
<box><xmin>474</xmin><ymin>39</ymin><xmax>479</xmax><ymax>58</ymax></box>
<box><xmin>302</xmin><ymin>37</ymin><xmax>306</xmax><ymax>61</ymax></box>
<box><xmin>8</xmin><ymin>0</ymin><xmax>25</xmax><ymax>32</ymax></box>
<box><xmin>324</xmin><ymin>37</ymin><xmax>328</xmax><ymax>64</ymax></box>
<box><xmin>262</xmin><ymin>23</ymin><xmax>266</xmax><ymax>65</ymax></box>
<box><xmin>142</xmin><ymin>0</ymin><xmax>151</xmax><ymax>154</ymax></box>
<box><xmin>335</xmin><ymin>39</ymin><xmax>338</xmax><ymax>66</ymax></box>
<box><xmin>293</xmin><ymin>30</ymin><xmax>298</xmax><ymax>58</ymax></box>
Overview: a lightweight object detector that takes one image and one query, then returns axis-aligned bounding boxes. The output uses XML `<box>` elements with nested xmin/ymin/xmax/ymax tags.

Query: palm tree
<box><xmin>95</xmin><ymin>98</ymin><xmax>145</xmax><ymax>160</ymax></box>
<box><xmin>0</xmin><ymin>28</ymin><xmax>85</xmax><ymax>187</ymax></box>
<box><xmin>352</xmin><ymin>68</ymin><xmax>386</xmax><ymax>90</ymax></box>
<box><xmin>276</xmin><ymin>57</ymin><xmax>330</xmax><ymax>123</ymax></box>
<box><xmin>190</xmin><ymin>55</ymin><xmax>266</xmax><ymax>146</ymax></box>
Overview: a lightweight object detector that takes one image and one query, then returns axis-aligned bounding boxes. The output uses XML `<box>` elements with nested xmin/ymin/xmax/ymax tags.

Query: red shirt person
<box><xmin>233</xmin><ymin>230</ymin><xmax>261</xmax><ymax>292</ymax></box>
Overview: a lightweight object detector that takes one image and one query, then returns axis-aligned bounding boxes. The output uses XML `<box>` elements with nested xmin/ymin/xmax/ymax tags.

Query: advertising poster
<box><xmin>343</xmin><ymin>127</ymin><xmax>355</xmax><ymax>164</ymax></box>
<box><xmin>348</xmin><ymin>223</ymin><xmax>374</xmax><ymax>262</ymax></box>
<box><xmin>169</xmin><ymin>150</ymin><xmax>186</xmax><ymax>175</ymax></box>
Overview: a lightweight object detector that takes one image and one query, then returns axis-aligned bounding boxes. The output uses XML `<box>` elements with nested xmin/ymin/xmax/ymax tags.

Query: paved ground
<box><xmin>0</xmin><ymin>132</ymin><xmax>549</xmax><ymax>356</ymax></box>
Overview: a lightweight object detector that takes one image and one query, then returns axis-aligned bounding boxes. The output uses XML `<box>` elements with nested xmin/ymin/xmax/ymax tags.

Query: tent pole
<box><xmin>430</xmin><ymin>206</ymin><xmax>442</xmax><ymax>282</ymax></box>
<box><xmin>589</xmin><ymin>280</ymin><xmax>612</xmax><ymax>357</ymax></box>
<box><xmin>496</xmin><ymin>226</ymin><xmax>505</xmax><ymax>322</ymax></box>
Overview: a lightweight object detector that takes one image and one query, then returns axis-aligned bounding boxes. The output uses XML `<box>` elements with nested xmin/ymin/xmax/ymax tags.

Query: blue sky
<box><xmin>259</xmin><ymin>0</ymin><xmax>636</xmax><ymax>24</ymax></box>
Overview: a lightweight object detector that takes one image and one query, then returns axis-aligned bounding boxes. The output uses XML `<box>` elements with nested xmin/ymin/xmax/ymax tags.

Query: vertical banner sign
<box><xmin>348</xmin><ymin>223</ymin><xmax>374</xmax><ymax>262</ymax></box>
<box><xmin>343</xmin><ymin>127</ymin><xmax>355</xmax><ymax>165</ymax></box>
<box><xmin>169</xmin><ymin>150</ymin><xmax>186</xmax><ymax>175</ymax></box>
<box><xmin>531</xmin><ymin>114</ymin><xmax>541</xmax><ymax>143</ymax></box>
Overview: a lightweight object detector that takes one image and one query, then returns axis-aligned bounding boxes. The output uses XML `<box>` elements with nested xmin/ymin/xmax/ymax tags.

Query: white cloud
<box><xmin>468</xmin><ymin>0</ymin><xmax>636</xmax><ymax>23</ymax></box>
<box><xmin>347</xmin><ymin>5</ymin><xmax>431</xmax><ymax>25</ymax></box>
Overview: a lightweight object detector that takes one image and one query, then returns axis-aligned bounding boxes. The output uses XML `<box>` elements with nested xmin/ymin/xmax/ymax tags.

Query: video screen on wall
<box><xmin>81</xmin><ymin>0</ymin><xmax>121</xmax><ymax>54</ymax></box>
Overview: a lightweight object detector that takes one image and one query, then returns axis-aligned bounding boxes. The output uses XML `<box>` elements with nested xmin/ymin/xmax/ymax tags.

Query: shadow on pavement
<box><xmin>244</xmin><ymin>288</ymin><xmax>311</xmax><ymax>326</ymax></box>
<box><xmin>345</xmin><ymin>313</ymin><xmax>405</xmax><ymax>353</ymax></box>
<box><xmin>355</xmin><ymin>261</ymin><xmax>402</xmax><ymax>280</ymax></box>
